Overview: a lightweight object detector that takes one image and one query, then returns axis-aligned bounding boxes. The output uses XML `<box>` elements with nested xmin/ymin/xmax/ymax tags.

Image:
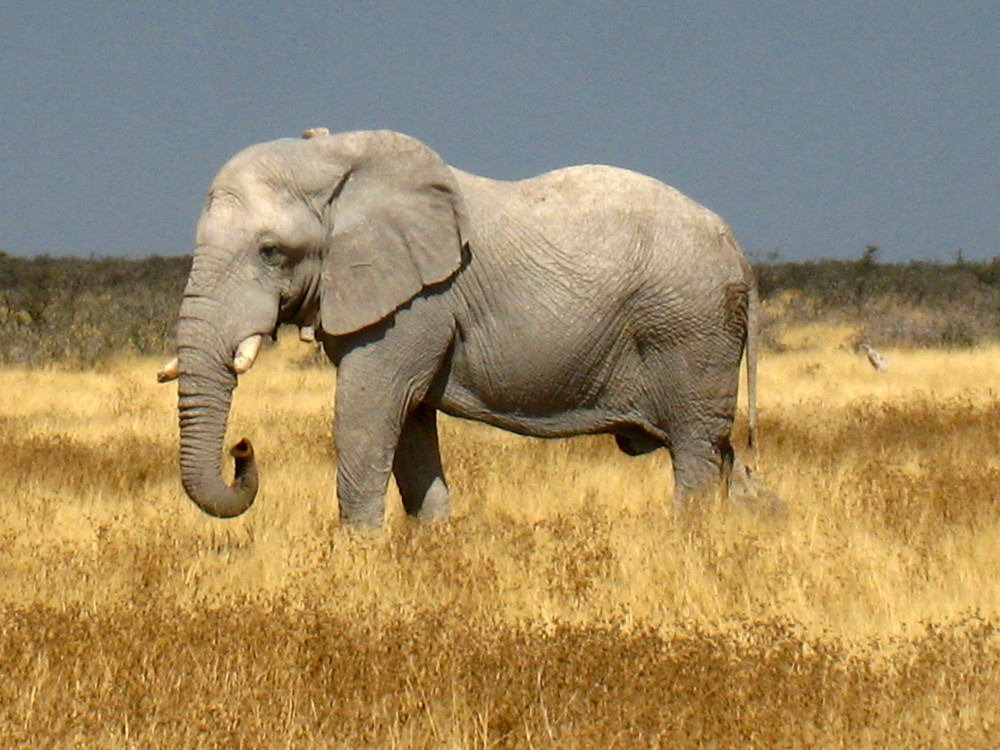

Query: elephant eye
<box><xmin>260</xmin><ymin>244</ymin><xmax>285</xmax><ymax>266</ymax></box>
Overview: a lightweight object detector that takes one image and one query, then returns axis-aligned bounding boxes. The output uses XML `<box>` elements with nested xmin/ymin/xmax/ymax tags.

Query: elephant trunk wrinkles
<box><xmin>177</xmin><ymin>351</ymin><xmax>258</xmax><ymax>519</ymax></box>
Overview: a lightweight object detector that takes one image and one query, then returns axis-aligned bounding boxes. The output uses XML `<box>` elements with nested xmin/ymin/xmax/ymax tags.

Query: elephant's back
<box><xmin>454</xmin><ymin>164</ymin><xmax>708</xmax><ymax>214</ymax></box>
<box><xmin>451</xmin><ymin>165</ymin><xmax>747</xmax><ymax>284</ymax></box>
<box><xmin>468</xmin><ymin>164</ymin><xmax>707</xmax><ymax>210</ymax></box>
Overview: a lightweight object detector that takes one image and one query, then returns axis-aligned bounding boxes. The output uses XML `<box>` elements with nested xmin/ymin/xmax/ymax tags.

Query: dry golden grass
<box><xmin>1</xmin><ymin>332</ymin><xmax>999</xmax><ymax>747</ymax></box>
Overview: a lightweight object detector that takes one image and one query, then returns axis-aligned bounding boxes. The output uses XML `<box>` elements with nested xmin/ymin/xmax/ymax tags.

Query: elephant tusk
<box><xmin>157</xmin><ymin>356</ymin><xmax>180</xmax><ymax>383</ymax></box>
<box><xmin>232</xmin><ymin>335</ymin><xmax>263</xmax><ymax>374</ymax></box>
<box><xmin>299</xmin><ymin>325</ymin><xmax>316</xmax><ymax>343</ymax></box>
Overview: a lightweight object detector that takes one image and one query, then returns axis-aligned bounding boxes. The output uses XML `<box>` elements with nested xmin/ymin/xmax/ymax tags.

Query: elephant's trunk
<box><xmin>177</xmin><ymin>348</ymin><xmax>258</xmax><ymax>519</ymax></box>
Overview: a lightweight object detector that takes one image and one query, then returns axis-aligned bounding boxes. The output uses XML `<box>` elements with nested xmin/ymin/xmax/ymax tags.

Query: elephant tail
<box><xmin>745</xmin><ymin>276</ymin><xmax>759</xmax><ymax>459</ymax></box>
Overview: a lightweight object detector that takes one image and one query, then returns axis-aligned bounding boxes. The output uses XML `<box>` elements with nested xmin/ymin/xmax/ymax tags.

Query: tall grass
<box><xmin>0</xmin><ymin>334</ymin><xmax>998</xmax><ymax>747</ymax></box>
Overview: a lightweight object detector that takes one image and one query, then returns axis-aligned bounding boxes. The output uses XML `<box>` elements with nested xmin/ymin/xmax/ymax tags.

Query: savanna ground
<box><xmin>1</xmin><ymin>326</ymin><xmax>1000</xmax><ymax>748</ymax></box>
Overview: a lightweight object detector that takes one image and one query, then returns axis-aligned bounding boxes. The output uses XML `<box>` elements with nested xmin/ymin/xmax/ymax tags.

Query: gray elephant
<box><xmin>159</xmin><ymin>128</ymin><xmax>764</xmax><ymax>528</ymax></box>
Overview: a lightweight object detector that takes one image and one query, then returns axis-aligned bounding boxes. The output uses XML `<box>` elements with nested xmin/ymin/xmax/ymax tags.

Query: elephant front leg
<box><xmin>330</xmin><ymin>311</ymin><xmax>455</xmax><ymax>529</ymax></box>
<box><xmin>393</xmin><ymin>404</ymin><xmax>451</xmax><ymax>521</ymax></box>
<box><xmin>334</xmin><ymin>392</ymin><xmax>403</xmax><ymax>529</ymax></box>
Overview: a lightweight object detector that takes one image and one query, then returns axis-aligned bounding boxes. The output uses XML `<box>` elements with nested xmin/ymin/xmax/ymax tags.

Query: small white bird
<box><xmin>858</xmin><ymin>343</ymin><xmax>889</xmax><ymax>373</ymax></box>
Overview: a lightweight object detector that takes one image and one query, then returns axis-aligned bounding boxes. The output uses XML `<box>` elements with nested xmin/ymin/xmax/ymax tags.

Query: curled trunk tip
<box><xmin>232</xmin><ymin>437</ymin><xmax>253</xmax><ymax>458</ymax></box>
<box><xmin>221</xmin><ymin>437</ymin><xmax>259</xmax><ymax>517</ymax></box>
<box><xmin>180</xmin><ymin>433</ymin><xmax>260</xmax><ymax>520</ymax></box>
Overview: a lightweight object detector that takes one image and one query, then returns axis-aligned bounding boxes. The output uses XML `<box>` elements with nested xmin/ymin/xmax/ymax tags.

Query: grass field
<box><xmin>1</xmin><ymin>329</ymin><xmax>999</xmax><ymax>747</ymax></box>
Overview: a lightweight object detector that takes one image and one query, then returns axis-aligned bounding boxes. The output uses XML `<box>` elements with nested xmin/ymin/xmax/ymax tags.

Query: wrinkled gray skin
<box><xmin>170</xmin><ymin>129</ymin><xmax>765</xmax><ymax>527</ymax></box>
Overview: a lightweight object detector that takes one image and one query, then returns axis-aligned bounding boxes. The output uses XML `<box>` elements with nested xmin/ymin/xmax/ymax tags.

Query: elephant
<box><xmin>159</xmin><ymin>127</ymin><xmax>767</xmax><ymax>528</ymax></box>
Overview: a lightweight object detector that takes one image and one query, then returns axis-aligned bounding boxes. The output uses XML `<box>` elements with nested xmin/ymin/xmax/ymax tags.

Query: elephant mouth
<box><xmin>279</xmin><ymin>266</ymin><xmax>323</xmax><ymax>326</ymax></box>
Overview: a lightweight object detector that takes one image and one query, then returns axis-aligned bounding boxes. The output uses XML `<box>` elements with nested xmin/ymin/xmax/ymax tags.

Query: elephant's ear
<box><xmin>318</xmin><ymin>131</ymin><xmax>469</xmax><ymax>336</ymax></box>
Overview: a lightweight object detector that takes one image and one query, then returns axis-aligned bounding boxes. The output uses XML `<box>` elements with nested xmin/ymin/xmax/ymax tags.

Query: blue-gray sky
<box><xmin>1</xmin><ymin>2</ymin><xmax>996</xmax><ymax>262</ymax></box>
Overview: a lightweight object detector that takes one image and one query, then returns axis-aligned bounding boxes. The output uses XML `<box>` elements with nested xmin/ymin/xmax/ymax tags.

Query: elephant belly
<box><xmin>436</xmin><ymin>389</ymin><xmax>624</xmax><ymax>439</ymax></box>
<box><xmin>434</xmin><ymin>338</ymin><xmax>634</xmax><ymax>439</ymax></box>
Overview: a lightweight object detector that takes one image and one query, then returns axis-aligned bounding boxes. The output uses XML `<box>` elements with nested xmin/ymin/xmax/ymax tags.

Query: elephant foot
<box><xmin>727</xmin><ymin>461</ymin><xmax>787</xmax><ymax>519</ymax></box>
<box><xmin>338</xmin><ymin>495</ymin><xmax>387</xmax><ymax>530</ymax></box>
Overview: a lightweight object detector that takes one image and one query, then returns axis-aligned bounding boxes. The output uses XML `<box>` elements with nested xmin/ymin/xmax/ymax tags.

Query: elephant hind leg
<box><xmin>668</xmin><ymin>431</ymin><xmax>735</xmax><ymax>513</ymax></box>
<box><xmin>393</xmin><ymin>404</ymin><xmax>451</xmax><ymax>521</ymax></box>
<box><xmin>671</xmin><ymin>435</ymin><xmax>787</xmax><ymax>519</ymax></box>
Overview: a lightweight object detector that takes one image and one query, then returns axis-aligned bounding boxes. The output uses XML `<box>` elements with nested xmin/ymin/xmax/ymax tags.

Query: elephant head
<box><xmin>166</xmin><ymin>129</ymin><xmax>469</xmax><ymax>518</ymax></box>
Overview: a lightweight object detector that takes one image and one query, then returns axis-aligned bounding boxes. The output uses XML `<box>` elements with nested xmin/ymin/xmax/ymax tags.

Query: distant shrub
<box><xmin>0</xmin><ymin>252</ymin><xmax>189</xmax><ymax>367</ymax></box>
<box><xmin>936</xmin><ymin>317</ymin><xmax>979</xmax><ymax>349</ymax></box>
<box><xmin>754</xmin><ymin>254</ymin><xmax>1000</xmax><ymax>349</ymax></box>
<box><xmin>1</xmin><ymin>249</ymin><xmax>999</xmax><ymax>366</ymax></box>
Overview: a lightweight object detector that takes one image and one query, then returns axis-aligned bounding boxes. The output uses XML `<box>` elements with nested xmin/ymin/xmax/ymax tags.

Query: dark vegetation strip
<box><xmin>0</xmin><ymin>423</ymin><xmax>174</xmax><ymax>495</ymax></box>
<box><xmin>2</xmin><ymin>250</ymin><xmax>1000</xmax><ymax>366</ymax></box>
<box><xmin>0</xmin><ymin>253</ymin><xmax>189</xmax><ymax>366</ymax></box>
<box><xmin>0</xmin><ymin>602</ymin><xmax>996</xmax><ymax>748</ymax></box>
